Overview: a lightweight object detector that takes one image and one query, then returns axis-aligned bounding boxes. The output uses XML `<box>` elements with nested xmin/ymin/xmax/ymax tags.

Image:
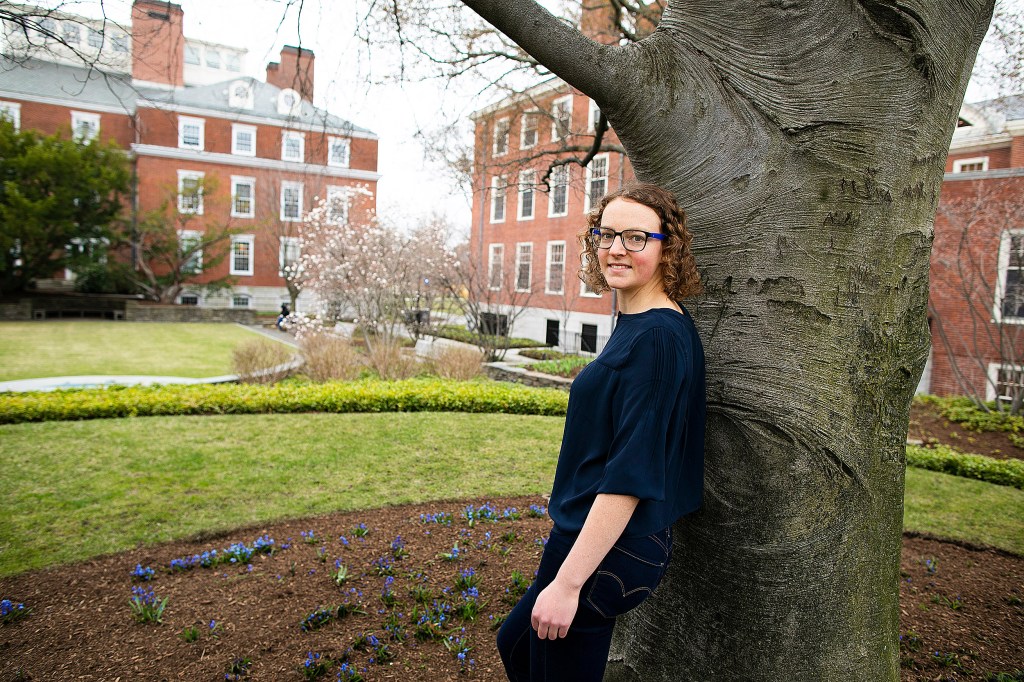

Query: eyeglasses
<box><xmin>589</xmin><ymin>228</ymin><xmax>666</xmax><ymax>252</ymax></box>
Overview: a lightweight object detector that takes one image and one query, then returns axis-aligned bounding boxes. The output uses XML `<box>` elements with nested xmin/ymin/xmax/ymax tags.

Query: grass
<box><xmin>1</xmin><ymin>411</ymin><xmax>1021</xmax><ymax>577</ymax></box>
<box><xmin>0</xmin><ymin>412</ymin><xmax>562</xmax><ymax>576</ymax></box>
<box><xmin>903</xmin><ymin>466</ymin><xmax>1024</xmax><ymax>554</ymax></box>
<box><xmin>0</xmin><ymin>321</ymin><xmax>290</xmax><ymax>381</ymax></box>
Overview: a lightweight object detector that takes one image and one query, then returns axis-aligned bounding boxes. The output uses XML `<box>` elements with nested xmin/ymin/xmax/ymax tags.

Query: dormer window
<box><xmin>277</xmin><ymin>88</ymin><xmax>302</xmax><ymax>117</ymax></box>
<box><xmin>229</xmin><ymin>80</ymin><xmax>254</xmax><ymax>110</ymax></box>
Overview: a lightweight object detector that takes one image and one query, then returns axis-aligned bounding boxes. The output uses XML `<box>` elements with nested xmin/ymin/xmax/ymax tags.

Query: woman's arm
<box><xmin>530</xmin><ymin>493</ymin><xmax>639</xmax><ymax>639</ymax></box>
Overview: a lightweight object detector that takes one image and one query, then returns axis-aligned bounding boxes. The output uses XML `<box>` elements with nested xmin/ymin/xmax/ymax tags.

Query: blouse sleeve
<box><xmin>596</xmin><ymin>326</ymin><xmax>685</xmax><ymax>501</ymax></box>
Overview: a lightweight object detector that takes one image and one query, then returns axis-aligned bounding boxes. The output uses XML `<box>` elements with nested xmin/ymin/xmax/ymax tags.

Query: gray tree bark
<box><xmin>463</xmin><ymin>1</ymin><xmax>993</xmax><ymax>679</ymax></box>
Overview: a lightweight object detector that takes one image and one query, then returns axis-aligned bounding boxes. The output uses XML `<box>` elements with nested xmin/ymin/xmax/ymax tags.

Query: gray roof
<box><xmin>966</xmin><ymin>93</ymin><xmax>1024</xmax><ymax>122</ymax></box>
<box><xmin>0</xmin><ymin>56</ymin><xmax>375</xmax><ymax>136</ymax></box>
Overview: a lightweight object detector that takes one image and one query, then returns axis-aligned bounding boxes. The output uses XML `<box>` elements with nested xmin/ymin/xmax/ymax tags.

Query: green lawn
<box><xmin>0</xmin><ymin>321</ymin><xmax>289</xmax><ymax>380</ymax></box>
<box><xmin>1</xmin><ymin>412</ymin><xmax>1021</xmax><ymax>577</ymax></box>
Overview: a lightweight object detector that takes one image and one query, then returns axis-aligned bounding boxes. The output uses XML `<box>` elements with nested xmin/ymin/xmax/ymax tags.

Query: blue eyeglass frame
<box><xmin>589</xmin><ymin>228</ymin><xmax>667</xmax><ymax>252</ymax></box>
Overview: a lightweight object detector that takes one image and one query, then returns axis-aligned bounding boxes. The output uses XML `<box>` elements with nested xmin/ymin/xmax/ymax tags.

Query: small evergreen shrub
<box><xmin>906</xmin><ymin>444</ymin><xmax>1024</xmax><ymax>489</ymax></box>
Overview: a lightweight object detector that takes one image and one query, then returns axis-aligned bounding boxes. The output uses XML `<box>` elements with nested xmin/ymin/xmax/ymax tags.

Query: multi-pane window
<box><xmin>546</xmin><ymin>241</ymin><xmax>565</xmax><ymax>294</ymax></box>
<box><xmin>953</xmin><ymin>157</ymin><xmax>988</xmax><ymax>173</ymax></box>
<box><xmin>0</xmin><ymin>102</ymin><xmax>20</xmax><ymax>130</ymax></box>
<box><xmin>87</xmin><ymin>28</ymin><xmax>103</xmax><ymax>48</ymax></box>
<box><xmin>225</xmin><ymin>53</ymin><xmax>241</xmax><ymax>72</ymax></box>
<box><xmin>488</xmin><ymin>244</ymin><xmax>504</xmax><ymax>291</ymax></box>
<box><xmin>71</xmin><ymin>111</ymin><xmax>100</xmax><ymax>143</ymax></box>
<box><xmin>994</xmin><ymin>364</ymin><xmax>1024</xmax><ymax>403</ymax></box>
<box><xmin>232</xmin><ymin>124</ymin><xmax>256</xmax><ymax>156</ymax></box>
<box><xmin>206</xmin><ymin>49</ymin><xmax>221</xmax><ymax>68</ymax></box>
<box><xmin>521</xmin><ymin>112</ymin><xmax>538</xmax><ymax>149</ymax></box>
<box><xmin>518</xmin><ymin>170</ymin><xmax>536</xmax><ymax>221</ymax></box>
<box><xmin>279</xmin><ymin>237</ymin><xmax>300</xmax><ymax>275</ymax></box>
<box><xmin>178</xmin><ymin>116</ymin><xmax>204</xmax><ymax>150</ymax></box>
<box><xmin>231</xmin><ymin>176</ymin><xmax>255</xmax><ymax>218</ymax></box>
<box><xmin>551</xmin><ymin>96</ymin><xmax>572</xmax><ymax>141</ymax></box>
<box><xmin>62</xmin><ymin>23</ymin><xmax>80</xmax><ymax>44</ymax></box>
<box><xmin>232</xmin><ymin>294</ymin><xmax>250</xmax><ymax>308</ymax></box>
<box><xmin>999</xmin><ymin>231</ymin><xmax>1024</xmax><ymax>320</ymax></box>
<box><xmin>326</xmin><ymin>186</ymin><xmax>348</xmax><ymax>224</ymax></box>
<box><xmin>178</xmin><ymin>230</ymin><xmax>203</xmax><ymax>273</ymax></box>
<box><xmin>493</xmin><ymin>117</ymin><xmax>510</xmax><ymax>156</ymax></box>
<box><xmin>328</xmin><ymin>137</ymin><xmax>351</xmax><ymax>167</ymax></box>
<box><xmin>111</xmin><ymin>33</ymin><xmax>128</xmax><ymax>52</ymax></box>
<box><xmin>230</xmin><ymin>235</ymin><xmax>254</xmax><ymax>276</ymax></box>
<box><xmin>281</xmin><ymin>181</ymin><xmax>303</xmax><ymax>221</ymax></box>
<box><xmin>549</xmin><ymin>165</ymin><xmax>568</xmax><ymax>217</ymax></box>
<box><xmin>491</xmin><ymin>176</ymin><xmax>507</xmax><ymax>223</ymax></box>
<box><xmin>177</xmin><ymin>171</ymin><xmax>204</xmax><ymax>214</ymax></box>
<box><xmin>282</xmin><ymin>131</ymin><xmax>304</xmax><ymax>162</ymax></box>
<box><xmin>179</xmin><ymin>293</ymin><xmax>199</xmax><ymax>306</ymax></box>
<box><xmin>184</xmin><ymin>44</ymin><xmax>201</xmax><ymax>65</ymax></box>
<box><xmin>515</xmin><ymin>243</ymin><xmax>533</xmax><ymax>292</ymax></box>
<box><xmin>586</xmin><ymin>154</ymin><xmax>609</xmax><ymax>212</ymax></box>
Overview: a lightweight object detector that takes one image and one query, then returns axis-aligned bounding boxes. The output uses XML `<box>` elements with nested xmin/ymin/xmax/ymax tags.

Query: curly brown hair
<box><xmin>578</xmin><ymin>183</ymin><xmax>702</xmax><ymax>299</ymax></box>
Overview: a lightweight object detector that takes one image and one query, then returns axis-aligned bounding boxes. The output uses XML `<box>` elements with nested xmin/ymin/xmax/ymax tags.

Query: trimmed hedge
<box><xmin>906</xmin><ymin>444</ymin><xmax>1024</xmax><ymax>490</ymax></box>
<box><xmin>0</xmin><ymin>379</ymin><xmax>570</xmax><ymax>424</ymax></box>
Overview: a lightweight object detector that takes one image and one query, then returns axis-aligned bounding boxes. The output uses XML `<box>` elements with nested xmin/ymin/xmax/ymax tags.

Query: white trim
<box><xmin>469</xmin><ymin>76</ymin><xmax>564</xmax><ymax>120</ymax></box>
<box><xmin>0</xmin><ymin>91</ymin><xmax>130</xmax><ymax>115</ymax></box>
<box><xmin>230</xmin><ymin>234</ymin><xmax>255</xmax><ymax>276</ymax></box>
<box><xmin>520</xmin><ymin>111</ymin><xmax>539</xmax><ymax>149</ymax></box>
<box><xmin>492</xmin><ymin>117</ymin><xmax>510</xmax><ymax>156</ymax></box>
<box><xmin>487</xmin><ymin>243</ymin><xmax>504</xmax><ymax>291</ymax></box>
<box><xmin>584</xmin><ymin>153</ymin><xmax>609</xmax><ymax>213</ymax></box>
<box><xmin>945</xmin><ymin>167</ymin><xmax>1024</xmax><ymax>182</ymax></box>
<box><xmin>325</xmin><ymin>185</ymin><xmax>349</xmax><ymax>224</ymax></box>
<box><xmin>230</xmin><ymin>175</ymin><xmax>255</xmax><ymax>218</ymax></box>
<box><xmin>994</xmin><ymin>229</ymin><xmax>1024</xmax><ymax>323</ymax></box>
<box><xmin>551</xmin><ymin>95</ymin><xmax>573</xmax><ymax>141</ymax></box>
<box><xmin>548</xmin><ymin>164</ymin><xmax>569</xmax><ymax>217</ymax></box>
<box><xmin>280</xmin><ymin>181</ymin><xmax>304</xmax><ymax>222</ymax></box>
<box><xmin>545</xmin><ymin>240</ymin><xmax>566</xmax><ymax>295</ymax></box>
<box><xmin>327</xmin><ymin>136</ymin><xmax>351</xmax><ymax>168</ymax></box>
<box><xmin>178</xmin><ymin>115</ymin><xmax>205</xmax><ymax>151</ymax></box>
<box><xmin>948</xmin><ymin>132</ymin><xmax>1012</xmax><ymax>153</ymax></box>
<box><xmin>177</xmin><ymin>229</ymin><xmax>203</xmax><ymax>273</ymax></box>
<box><xmin>71</xmin><ymin>110</ymin><xmax>100</xmax><ymax>142</ymax></box>
<box><xmin>0</xmin><ymin>101</ymin><xmax>21</xmax><ymax>130</ymax></box>
<box><xmin>490</xmin><ymin>176</ymin><xmax>507</xmax><ymax>223</ymax></box>
<box><xmin>951</xmin><ymin>156</ymin><xmax>989</xmax><ymax>173</ymax></box>
<box><xmin>515</xmin><ymin>242</ymin><xmax>533</xmax><ymax>293</ymax></box>
<box><xmin>135</xmin><ymin>100</ymin><xmax>379</xmax><ymax>139</ymax></box>
<box><xmin>231</xmin><ymin>123</ymin><xmax>257</xmax><ymax>156</ymax></box>
<box><xmin>130</xmin><ymin>144</ymin><xmax>383</xmax><ymax>181</ymax></box>
<box><xmin>517</xmin><ymin>169</ymin><xmax>536</xmax><ymax>221</ymax></box>
<box><xmin>176</xmin><ymin>170</ymin><xmax>204</xmax><ymax>215</ymax></box>
<box><xmin>587</xmin><ymin>98</ymin><xmax>600</xmax><ymax>133</ymax></box>
<box><xmin>231</xmin><ymin>293</ymin><xmax>252</xmax><ymax>309</ymax></box>
<box><xmin>281</xmin><ymin>130</ymin><xmax>305</xmax><ymax>162</ymax></box>
<box><xmin>986</xmin><ymin>362</ymin><xmax>1024</xmax><ymax>403</ymax></box>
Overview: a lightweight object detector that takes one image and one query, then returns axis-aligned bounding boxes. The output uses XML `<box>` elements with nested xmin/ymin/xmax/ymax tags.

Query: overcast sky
<box><xmin>47</xmin><ymin>0</ymin><xmax>1019</xmax><ymax>237</ymax></box>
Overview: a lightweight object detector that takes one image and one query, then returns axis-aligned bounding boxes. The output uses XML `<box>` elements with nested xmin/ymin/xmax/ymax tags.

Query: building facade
<box><xmin>0</xmin><ymin>0</ymin><xmax>379</xmax><ymax>311</ymax></box>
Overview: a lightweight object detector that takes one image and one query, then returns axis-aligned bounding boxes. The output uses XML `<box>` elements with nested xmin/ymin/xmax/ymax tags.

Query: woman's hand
<box><xmin>531</xmin><ymin>578</ymin><xmax>580</xmax><ymax>639</ymax></box>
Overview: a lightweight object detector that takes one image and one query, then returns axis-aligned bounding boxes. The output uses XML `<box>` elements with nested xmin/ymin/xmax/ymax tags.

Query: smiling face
<box><xmin>597</xmin><ymin>198</ymin><xmax>666</xmax><ymax>302</ymax></box>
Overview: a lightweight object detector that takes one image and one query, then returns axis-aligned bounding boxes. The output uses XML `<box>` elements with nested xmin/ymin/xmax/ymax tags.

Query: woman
<box><xmin>496</xmin><ymin>183</ymin><xmax>706</xmax><ymax>681</ymax></box>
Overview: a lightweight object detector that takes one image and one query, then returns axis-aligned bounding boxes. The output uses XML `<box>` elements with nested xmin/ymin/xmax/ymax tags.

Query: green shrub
<box><xmin>526</xmin><ymin>357</ymin><xmax>592</xmax><ymax>379</ymax></box>
<box><xmin>0</xmin><ymin>379</ymin><xmax>570</xmax><ymax>424</ymax></box>
<box><xmin>518</xmin><ymin>349</ymin><xmax>573</xmax><ymax>361</ymax></box>
<box><xmin>430</xmin><ymin>325</ymin><xmax>543</xmax><ymax>350</ymax></box>
<box><xmin>916</xmin><ymin>394</ymin><xmax>1024</xmax><ymax>434</ymax></box>
<box><xmin>906</xmin><ymin>444</ymin><xmax>1024</xmax><ymax>489</ymax></box>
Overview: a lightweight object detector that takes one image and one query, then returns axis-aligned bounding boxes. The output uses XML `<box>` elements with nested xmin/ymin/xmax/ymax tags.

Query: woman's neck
<box><xmin>616</xmin><ymin>289</ymin><xmax>680</xmax><ymax>315</ymax></box>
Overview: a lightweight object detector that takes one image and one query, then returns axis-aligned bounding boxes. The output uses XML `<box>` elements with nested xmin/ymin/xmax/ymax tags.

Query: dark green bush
<box><xmin>0</xmin><ymin>379</ymin><xmax>570</xmax><ymax>424</ymax></box>
<box><xmin>906</xmin><ymin>444</ymin><xmax>1024</xmax><ymax>489</ymax></box>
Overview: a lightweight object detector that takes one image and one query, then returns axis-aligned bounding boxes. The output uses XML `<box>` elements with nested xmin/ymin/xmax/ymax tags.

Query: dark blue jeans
<box><xmin>496</xmin><ymin>526</ymin><xmax>672</xmax><ymax>682</ymax></box>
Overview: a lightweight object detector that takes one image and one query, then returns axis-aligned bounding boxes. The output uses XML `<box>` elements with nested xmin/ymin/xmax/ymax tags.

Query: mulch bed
<box><xmin>909</xmin><ymin>401</ymin><xmax>1024</xmax><ymax>461</ymax></box>
<box><xmin>1</xmin><ymin>493</ymin><xmax>1021</xmax><ymax>681</ymax></box>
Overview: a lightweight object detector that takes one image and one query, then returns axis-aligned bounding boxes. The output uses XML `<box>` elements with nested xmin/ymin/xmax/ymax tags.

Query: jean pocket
<box><xmin>584</xmin><ymin>534</ymin><xmax>669</xmax><ymax>618</ymax></box>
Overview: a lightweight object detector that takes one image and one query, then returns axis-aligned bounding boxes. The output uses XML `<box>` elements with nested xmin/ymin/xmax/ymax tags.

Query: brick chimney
<box><xmin>266</xmin><ymin>46</ymin><xmax>315</xmax><ymax>102</ymax></box>
<box><xmin>131</xmin><ymin>0</ymin><xmax>185</xmax><ymax>87</ymax></box>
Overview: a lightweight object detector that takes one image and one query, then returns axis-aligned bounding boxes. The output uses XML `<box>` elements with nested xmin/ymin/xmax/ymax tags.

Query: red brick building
<box><xmin>0</xmin><ymin>0</ymin><xmax>379</xmax><ymax>311</ymax></box>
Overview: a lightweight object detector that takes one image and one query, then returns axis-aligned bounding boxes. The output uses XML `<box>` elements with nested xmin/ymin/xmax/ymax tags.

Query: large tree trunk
<box><xmin>464</xmin><ymin>1</ymin><xmax>993</xmax><ymax>679</ymax></box>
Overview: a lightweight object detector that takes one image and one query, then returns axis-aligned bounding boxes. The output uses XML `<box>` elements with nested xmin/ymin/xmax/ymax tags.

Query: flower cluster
<box><xmin>438</xmin><ymin>541</ymin><xmax>463</xmax><ymax>562</ymax></box>
<box><xmin>300</xmin><ymin>651</ymin><xmax>333</xmax><ymax>680</ymax></box>
<box><xmin>299</xmin><ymin>606</ymin><xmax>336</xmax><ymax>633</ymax></box>
<box><xmin>129</xmin><ymin>586</ymin><xmax>167</xmax><ymax>624</ymax></box>
<box><xmin>370</xmin><ymin>556</ymin><xmax>394</xmax><ymax>576</ymax></box>
<box><xmin>526</xmin><ymin>504</ymin><xmax>548</xmax><ymax>518</ymax></box>
<box><xmin>382</xmin><ymin>610</ymin><xmax>407</xmax><ymax>642</ymax></box>
<box><xmin>336</xmin><ymin>662</ymin><xmax>364</xmax><ymax>682</ymax></box>
<box><xmin>380</xmin><ymin>576</ymin><xmax>399</xmax><ymax>608</ymax></box>
<box><xmin>420</xmin><ymin>511</ymin><xmax>454</xmax><ymax>526</ymax></box>
<box><xmin>0</xmin><ymin>599</ymin><xmax>29</xmax><ymax>624</ymax></box>
<box><xmin>351</xmin><ymin>523</ymin><xmax>369</xmax><ymax>539</ymax></box>
<box><xmin>130</xmin><ymin>564</ymin><xmax>155</xmax><ymax>582</ymax></box>
<box><xmin>444</xmin><ymin>629</ymin><xmax>475</xmax><ymax>672</ymax></box>
<box><xmin>390</xmin><ymin>536</ymin><xmax>409</xmax><ymax>559</ymax></box>
<box><xmin>301</xmin><ymin>530</ymin><xmax>319</xmax><ymax>545</ymax></box>
<box><xmin>169</xmin><ymin>535</ymin><xmax>277</xmax><ymax>572</ymax></box>
<box><xmin>225</xmin><ymin>655</ymin><xmax>252</xmax><ymax>681</ymax></box>
<box><xmin>454</xmin><ymin>567</ymin><xmax>479</xmax><ymax>591</ymax></box>
<box><xmin>411</xmin><ymin>600</ymin><xmax>453</xmax><ymax>641</ymax></box>
<box><xmin>456</xmin><ymin>587</ymin><xmax>483</xmax><ymax>621</ymax></box>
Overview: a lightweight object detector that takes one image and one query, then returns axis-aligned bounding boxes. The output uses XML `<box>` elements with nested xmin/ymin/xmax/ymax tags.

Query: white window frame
<box><xmin>493</xmin><ymin>117</ymin><xmax>510</xmax><ymax>156</ymax></box>
<box><xmin>585</xmin><ymin>153</ymin><xmax>609</xmax><ymax>213</ymax></box>
<box><xmin>518</xmin><ymin>169</ymin><xmax>536</xmax><ymax>221</ymax></box>
<box><xmin>587</xmin><ymin>98</ymin><xmax>601</xmax><ymax>133</ymax></box>
<box><xmin>62</xmin><ymin>22</ymin><xmax>80</xmax><ymax>44</ymax></box>
<box><xmin>231</xmin><ymin>124</ymin><xmax>256</xmax><ymax>156</ymax></box>
<box><xmin>986</xmin><ymin>362</ymin><xmax>1024</xmax><ymax>403</ymax></box>
<box><xmin>230</xmin><ymin>234</ymin><xmax>255</xmax><ymax>276</ymax></box>
<box><xmin>515</xmin><ymin>242</ymin><xmax>533</xmax><ymax>293</ymax></box>
<box><xmin>490</xmin><ymin>176</ymin><xmax>507</xmax><ymax>223</ymax></box>
<box><xmin>281</xmin><ymin>130</ymin><xmax>305</xmax><ymax>162</ymax></box>
<box><xmin>279</xmin><ymin>236</ymin><xmax>301</xmax><ymax>276</ymax></box>
<box><xmin>87</xmin><ymin>28</ymin><xmax>103</xmax><ymax>49</ymax></box>
<box><xmin>178</xmin><ymin>292</ymin><xmax>201</xmax><ymax>306</ymax></box>
<box><xmin>488</xmin><ymin>244</ymin><xmax>504</xmax><ymax>291</ymax></box>
<box><xmin>231</xmin><ymin>294</ymin><xmax>251</xmax><ymax>309</ymax></box>
<box><xmin>548</xmin><ymin>164</ymin><xmax>569</xmax><ymax>217</ymax></box>
<box><xmin>326</xmin><ymin>185</ymin><xmax>349</xmax><ymax>225</ymax></box>
<box><xmin>71</xmin><ymin>110</ymin><xmax>100</xmax><ymax>143</ymax></box>
<box><xmin>280</xmin><ymin>181</ymin><xmax>304</xmax><ymax>222</ymax></box>
<box><xmin>994</xmin><ymin>229</ymin><xmax>1024</xmax><ymax>323</ymax></box>
<box><xmin>328</xmin><ymin>136</ymin><xmax>351</xmax><ymax>168</ymax></box>
<box><xmin>520</xmin><ymin>111</ymin><xmax>539</xmax><ymax>149</ymax></box>
<box><xmin>551</xmin><ymin>95</ymin><xmax>573</xmax><ymax>141</ymax></box>
<box><xmin>178</xmin><ymin>116</ymin><xmax>205</xmax><ymax>150</ymax></box>
<box><xmin>230</xmin><ymin>176</ymin><xmax>255</xmax><ymax>218</ymax></box>
<box><xmin>177</xmin><ymin>171</ymin><xmax>204</xmax><ymax>215</ymax></box>
<box><xmin>0</xmin><ymin>101</ymin><xmax>21</xmax><ymax>131</ymax></box>
<box><xmin>177</xmin><ymin>229</ymin><xmax>203</xmax><ymax>274</ymax></box>
<box><xmin>205</xmin><ymin>48</ymin><xmax>221</xmax><ymax>69</ymax></box>
<box><xmin>952</xmin><ymin>156</ymin><xmax>989</xmax><ymax>173</ymax></box>
<box><xmin>546</xmin><ymin>241</ymin><xmax>566</xmax><ymax>295</ymax></box>
<box><xmin>580</xmin><ymin>252</ymin><xmax>602</xmax><ymax>298</ymax></box>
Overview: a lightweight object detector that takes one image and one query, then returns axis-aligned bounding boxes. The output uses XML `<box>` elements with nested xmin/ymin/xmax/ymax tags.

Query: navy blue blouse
<box><xmin>548</xmin><ymin>306</ymin><xmax>706</xmax><ymax>537</ymax></box>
